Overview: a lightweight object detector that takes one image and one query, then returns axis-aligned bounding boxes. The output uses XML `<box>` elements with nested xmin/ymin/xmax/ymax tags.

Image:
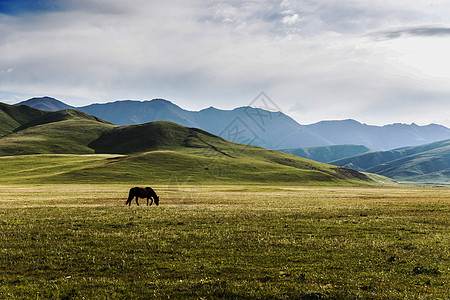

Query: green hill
<box><xmin>279</xmin><ymin>145</ymin><xmax>374</xmax><ymax>163</ymax></box>
<box><xmin>14</xmin><ymin>109</ymin><xmax>111</xmax><ymax>132</ymax></box>
<box><xmin>0</xmin><ymin>109</ymin><xmax>115</xmax><ymax>156</ymax></box>
<box><xmin>0</xmin><ymin>102</ymin><xmax>47</xmax><ymax>136</ymax></box>
<box><xmin>332</xmin><ymin>139</ymin><xmax>450</xmax><ymax>184</ymax></box>
<box><xmin>0</xmin><ymin>107</ymin><xmax>383</xmax><ymax>185</ymax></box>
<box><xmin>88</xmin><ymin>121</ymin><xmax>212</xmax><ymax>154</ymax></box>
<box><xmin>85</xmin><ymin>122</ymin><xmax>383</xmax><ymax>185</ymax></box>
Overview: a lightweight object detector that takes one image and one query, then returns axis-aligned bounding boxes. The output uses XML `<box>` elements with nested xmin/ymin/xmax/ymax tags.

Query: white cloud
<box><xmin>0</xmin><ymin>0</ymin><xmax>449</xmax><ymax>127</ymax></box>
<box><xmin>281</xmin><ymin>13</ymin><xmax>300</xmax><ymax>25</ymax></box>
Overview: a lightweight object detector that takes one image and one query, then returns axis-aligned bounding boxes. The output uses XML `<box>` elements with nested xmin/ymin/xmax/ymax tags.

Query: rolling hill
<box><xmin>331</xmin><ymin>139</ymin><xmax>450</xmax><ymax>184</ymax></box>
<box><xmin>0</xmin><ymin>109</ymin><xmax>115</xmax><ymax>156</ymax></box>
<box><xmin>279</xmin><ymin>145</ymin><xmax>374</xmax><ymax>163</ymax></box>
<box><xmin>16</xmin><ymin>97</ymin><xmax>450</xmax><ymax>150</ymax></box>
<box><xmin>0</xmin><ymin>102</ymin><xmax>47</xmax><ymax>136</ymax></box>
<box><xmin>0</xmin><ymin>103</ymin><xmax>383</xmax><ymax>185</ymax></box>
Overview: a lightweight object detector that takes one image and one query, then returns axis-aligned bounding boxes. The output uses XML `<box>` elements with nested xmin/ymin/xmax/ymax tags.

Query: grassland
<box><xmin>0</xmin><ymin>152</ymin><xmax>389</xmax><ymax>186</ymax></box>
<box><xmin>0</xmin><ymin>184</ymin><xmax>448</xmax><ymax>299</ymax></box>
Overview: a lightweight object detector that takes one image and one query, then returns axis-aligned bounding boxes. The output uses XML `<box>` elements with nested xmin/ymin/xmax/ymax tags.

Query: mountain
<box><xmin>0</xmin><ymin>103</ymin><xmax>381</xmax><ymax>185</ymax></box>
<box><xmin>15</xmin><ymin>97</ymin><xmax>450</xmax><ymax>150</ymax></box>
<box><xmin>80</xmin><ymin>99</ymin><xmax>194</xmax><ymax>126</ymax></box>
<box><xmin>16</xmin><ymin>96</ymin><xmax>75</xmax><ymax>111</ymax></box>
<box><xmin>331</xmin><ymin>139</ymin><xmax>450</xmax><ymax>184</ymax></box>
<box><xmin>78</xmin><ymin>100</ymin><xmax>450</xmax><ymax>150</ymax></box>
<box><xmin>279</xmin><ymin>145</ymin><xmax>374</xmax><ymax>163</ymax></box>
<box><xmin>79</xmin><ymin>99</ymin><xmax>329</xmax><ymax>149</ymax></box>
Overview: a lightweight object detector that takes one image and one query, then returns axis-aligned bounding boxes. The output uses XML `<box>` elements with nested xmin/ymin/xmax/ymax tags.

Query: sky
<box><xmin>1</xmin><ymin>0</ymin><xmax>450</xmax><ymax>127</ymax></box>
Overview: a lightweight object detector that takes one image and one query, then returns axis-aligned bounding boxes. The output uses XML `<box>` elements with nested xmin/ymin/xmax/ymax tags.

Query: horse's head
<box><xmin>154</xmin><ymin>195</ymin><xmax>159</xmax><ymax>206</ymax></box>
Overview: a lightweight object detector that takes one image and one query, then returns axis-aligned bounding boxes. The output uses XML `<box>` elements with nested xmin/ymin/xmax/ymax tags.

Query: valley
<box><xmin>332</xmin><ymin>139</ymin><xmax>450</xmax><ymax>185</ymax></box>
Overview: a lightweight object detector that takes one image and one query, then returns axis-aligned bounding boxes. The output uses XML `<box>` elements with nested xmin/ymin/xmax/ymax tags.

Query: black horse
<box><xmin>126</xmin><ymin>187</ymin><xmax>159</xmax><ymax>206</ymax></box>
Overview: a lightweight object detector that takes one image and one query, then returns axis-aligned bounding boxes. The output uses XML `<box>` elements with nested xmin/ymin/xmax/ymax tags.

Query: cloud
<box><xmin>281</xmin><ymin>13</ymin><xmax>300</xmax><ymax>25</ymax></box>
<box><xmin>372</xmin><ymin>26</ymin><xmax>450</xmax><ymax>40</ymax></box>
<box><xmin>0</xmin><ymin>0</ymin><xmax>450</xmax><ymax>127</ymax></box>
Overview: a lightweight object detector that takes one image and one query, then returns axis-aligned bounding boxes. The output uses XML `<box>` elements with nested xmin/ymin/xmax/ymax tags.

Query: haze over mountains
<box><xmin>17</xmin><ymin>97</ymin><xmax>450</xmax><ymax>151</ymax></box>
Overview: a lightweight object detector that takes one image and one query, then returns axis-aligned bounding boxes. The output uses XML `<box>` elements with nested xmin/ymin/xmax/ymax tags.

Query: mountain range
<box><xmin>0</xmin><ymin>102</ymin><xmax>382</xmax><ymax>185</ymax></box>
<box><xmin>17</xmin><ymin>97</ymin><xmax>450</xmax><ymax>151</ymax></box>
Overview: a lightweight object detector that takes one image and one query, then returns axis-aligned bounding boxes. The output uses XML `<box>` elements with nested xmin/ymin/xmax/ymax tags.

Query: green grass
<box><xmin>0</xmin><ymin>185</ymin><xmax>448</xmax><ymax>299</ymax></box>
<box><xmin>0</xmin><ymin>152</ymin><xmax>389</xmax><ymax>186</ymax></box>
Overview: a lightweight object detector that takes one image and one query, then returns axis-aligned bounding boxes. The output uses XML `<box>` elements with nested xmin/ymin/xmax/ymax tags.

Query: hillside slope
<box><xmin>279</xmin><ymin>145</ymin><xmax>373</xmax><ymax>163</ymax></box>
<box><xmin>0</xmin><ymin>102</ymin><xmax>47</xmax><ymax>136</ymax></box>
<box><xmin>332</xmin><ymin>139</ymin><xmax>450</xmax><ymax>184</ymax></box>
<box><xmin>87</xmin><ymin>121</ymin><xmax>379</xmax><ymax>185</ymax></box>
<box><xmin>0</xmin><ymin>110</ymin><xmax>115</xmax><ymax>155</ymax></box>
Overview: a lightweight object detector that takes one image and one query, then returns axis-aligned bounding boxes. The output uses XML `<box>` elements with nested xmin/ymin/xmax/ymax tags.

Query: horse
<box><xmin>126</xmin><ymin>187</ymin><xmax>159</xmax><ymax>206</ymax></box>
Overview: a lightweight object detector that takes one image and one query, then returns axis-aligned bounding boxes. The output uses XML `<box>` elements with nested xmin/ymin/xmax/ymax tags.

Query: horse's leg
<box><xmin>135</xmin><ymin>196</ymin><xmax>139</xmax><ymax>206</ymax></box>
<box><xmin>149</xmin><ymin>197</ymin><xmax>153</xmax><ymax>206</ymax></box>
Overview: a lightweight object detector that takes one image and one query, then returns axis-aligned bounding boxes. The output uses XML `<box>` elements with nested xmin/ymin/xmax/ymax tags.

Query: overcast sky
<box><xmin>1</xmin><ymin>0</ymin><xmax>450</xmax><ymax>126</ymax></box>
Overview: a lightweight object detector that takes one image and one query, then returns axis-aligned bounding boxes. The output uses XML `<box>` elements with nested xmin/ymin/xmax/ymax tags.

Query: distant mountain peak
<box><xmin>151</xmin><ymin>98</ymin><xmax>172</xmax><ymax>103</ymax></box>
<box><xmin>149</xmin><ymin>98</ymin><xmax>183</xmax><ymax>109</ymax></box>
<box><xmin>314</xmin><ymin>119</ymin><xmax>361</xmax><ymax>124</ymax></box>
<box><xmin>200</xmin><ymin>106</ymin><xmax>221</xmax><ymax>112</ymax></box>
<box><xmin>16</xmin><ymin>96</ymin><xmax>74</xmax><ymax>111</ymax></box>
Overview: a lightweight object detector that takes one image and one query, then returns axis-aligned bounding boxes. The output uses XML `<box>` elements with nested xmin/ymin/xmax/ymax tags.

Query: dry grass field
<box><xmin>0</xmin><ymin>185</ymin><xmax>448</xmax><ymax>299</ymax></box>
